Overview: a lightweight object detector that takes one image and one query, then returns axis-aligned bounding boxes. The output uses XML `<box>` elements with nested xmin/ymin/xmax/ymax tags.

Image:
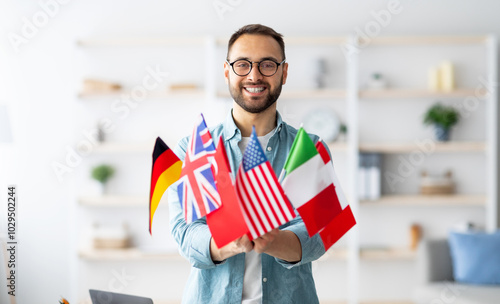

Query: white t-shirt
<box><xmin>238</xmin><ymin>128</ymin><xmax>275</xmax><ymax>304</ymax></box>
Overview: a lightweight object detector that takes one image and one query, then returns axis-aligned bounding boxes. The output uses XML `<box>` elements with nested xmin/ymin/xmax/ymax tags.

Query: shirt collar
<box><xmin>223</xmin><ymin>109</ymin><xmax>285</xmax><ymax>142</ymax></box>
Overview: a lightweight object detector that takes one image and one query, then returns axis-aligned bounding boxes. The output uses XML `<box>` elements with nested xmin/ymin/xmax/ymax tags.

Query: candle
<box><xmin>428</xmin><ymin>66</ymin><xmax>441</xmax><ymax>91</ymax></box>
<box><xmin>440</xmin><ymin>61</ymin><xmax>455</xmax><ymax>92</ymax></box>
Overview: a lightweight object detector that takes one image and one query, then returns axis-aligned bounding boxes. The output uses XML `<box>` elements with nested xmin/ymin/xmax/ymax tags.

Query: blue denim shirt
<box><xmin>168</xmin><ymin>110</ymin><xmax>327</xmax><ymax>304</ymax></box>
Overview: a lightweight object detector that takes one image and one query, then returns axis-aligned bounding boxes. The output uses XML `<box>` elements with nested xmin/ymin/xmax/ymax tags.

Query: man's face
<box><xmin>224</xmin><ymin>34</ymin><xmax>288</xmax><ymax>114</ymax></box>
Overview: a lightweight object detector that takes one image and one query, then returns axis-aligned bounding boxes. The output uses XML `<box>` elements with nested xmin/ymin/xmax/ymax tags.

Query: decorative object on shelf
<box><xmin>303</xmin><ymin>108</ymin><xmax>340</xmax><ymax>143</ymax></box>
<box><xmin>358</xmin><ymin>153</ymin><xmax>381</xmax><ymax>201</ymax></box>
<box><xmin>82</xmin><ymin>78</ymin><xmax>121</xmax><ymax>94</ymax></box>
<box><xmin>97</xmin><ymin>119</ymin><xmax>107</xmax><ymax>143</ymax></box>
<box><xmin>92</xmin><ymin>222</ymin><xmax>130</xmax><ymax>249</ymax></box>
<box><xmin>423</xmin><ymin>102</ymin><xmax>460</xmax><ymax>141</ymax></box>
<box><xmin>453</xmin><ymin>221</ymin><xmax>476</xmax><ymax>232</ymax></box>
<box><xmin>168</xmin><ymin>83</ymin><xmax>198</xmax><ymax>92</ymax></box>
<box><xmin>59</xmin><ymin>297</ymin><xmax>69</xmax><ymax>304</ymax></box>
<box><xmin>91</xmin><ymin>164</ymin><xmax>115</xmax><ymax>195</ymax></box>
<box><xmin>367</xmin><ymin>73</ymin><xmax>387</xmax><ymax>90</ymax></box>
<box><xmin>337</xmin><ymin>123</ymin><xmax>348</xmax><ymax>142</ymax></box>
<box><xmin>409</xmin><ymin>223</ymin><xmax>422</xmax><ymax>250</ymax></box>
<box><xmin>419</xmin><ymin>170</ymin><xmax>455</xmax><ymax>195</ymax></box>
<box><xmin>314</xmin><ymin>58</ymin><xmax>328</xmax><ymax>89</ymax></box>
<box><xmin>428</xmin><ymin>66</ymin><xmax>441</xmax><ymax>91</ymax></box>
<box><xmin>427</xmin><ymin>61</ymin><xmax>455</xmax><ymax>92</ymax></box>
<box><xmin>440</xmin><ymin>61</ymin><xmax>455</xmax><ymax>92</ymax></box>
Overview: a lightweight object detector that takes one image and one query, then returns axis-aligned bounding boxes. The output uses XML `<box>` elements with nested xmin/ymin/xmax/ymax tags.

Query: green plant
<box><xmin>91</xmin><ymin>164</ymin><xmax>115</xmax><ymax>184</ymax></box>
<box><xmin>339</xmin><ymin>123</ymin><xmax>347</xmax><ymax>134</ymax></box>
<box><xmin>423</xmin><ymin>102</ymin><xmax>459</xmax><ymax>130</ymax></box>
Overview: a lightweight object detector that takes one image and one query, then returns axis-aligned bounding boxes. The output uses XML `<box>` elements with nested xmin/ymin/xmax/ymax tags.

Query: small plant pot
<box><xmin>434</xmin><ymin>124</ymin><xmax>451</xmax><ymax>141</ymax></box>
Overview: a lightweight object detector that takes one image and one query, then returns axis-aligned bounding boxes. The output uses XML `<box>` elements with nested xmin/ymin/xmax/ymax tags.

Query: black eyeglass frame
<box><xmin>226</xmin><ymin>58</ymin><xmax>286</xmax><ymax>77</ymax></box>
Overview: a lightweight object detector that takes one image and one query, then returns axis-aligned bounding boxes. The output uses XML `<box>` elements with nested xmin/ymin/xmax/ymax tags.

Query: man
<box><xmin>168</xmin><ymin>24</ymin><xmax>327</xmax><ymax>304</ymax></box>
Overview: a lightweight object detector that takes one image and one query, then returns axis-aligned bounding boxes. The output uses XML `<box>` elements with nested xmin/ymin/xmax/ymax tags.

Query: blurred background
<box><xmin>0</xmin><ymin>1</ymin><xmax>499</xmax><ymax>303</ymax></box>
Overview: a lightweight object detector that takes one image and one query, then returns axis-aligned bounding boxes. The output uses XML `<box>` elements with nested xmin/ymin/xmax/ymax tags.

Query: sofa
<box><xmin>413</xmin><ymin>238</ymin><xmax>500</xmax><ymax>304</ymax></box>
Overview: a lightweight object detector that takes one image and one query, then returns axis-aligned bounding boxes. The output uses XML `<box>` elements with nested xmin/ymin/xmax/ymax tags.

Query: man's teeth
<box><xmin>245</xmin><ymin>87</ymin><xmax>265</xmax><ymax>93</ymax></box>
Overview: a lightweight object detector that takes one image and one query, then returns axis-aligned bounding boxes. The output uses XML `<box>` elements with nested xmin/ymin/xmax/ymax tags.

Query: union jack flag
<box><xmin>177</xmin><ymin>114</ymin><xmax>221</xmax><ymax>224</ymax></box>
<box><xmin>236</xmin><ymin>126</ymin><xmax>296</xmax><ymax>240</ymax></box>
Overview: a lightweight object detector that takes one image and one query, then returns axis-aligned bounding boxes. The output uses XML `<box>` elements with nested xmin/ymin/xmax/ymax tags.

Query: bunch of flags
<box><xmin>149</xmin><ymin>114</ymin><xmax>356</xmax><ymax>251</ymax></box>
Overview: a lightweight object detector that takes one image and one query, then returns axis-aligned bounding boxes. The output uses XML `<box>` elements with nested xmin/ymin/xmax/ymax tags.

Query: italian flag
<box><xmin>281</xmin><ymin>127</ymin><xmax>356</xmax><ymax>250</ymax></box>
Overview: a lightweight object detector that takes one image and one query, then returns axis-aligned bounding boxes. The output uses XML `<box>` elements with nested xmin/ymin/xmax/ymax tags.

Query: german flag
<box><xmin>150</xmin><ymin>137</ymin><xmax>182</xmax><ymax>234</ymax></box>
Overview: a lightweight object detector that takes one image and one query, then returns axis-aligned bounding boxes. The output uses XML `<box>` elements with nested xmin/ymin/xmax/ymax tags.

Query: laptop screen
<box><xmin>89</xmin><ymin>289</ymin><xmax>154</xmax><ymax>304</ymax></box>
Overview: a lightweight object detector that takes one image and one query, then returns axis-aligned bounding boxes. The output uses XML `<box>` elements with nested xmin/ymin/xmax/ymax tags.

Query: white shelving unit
<box><xmin>73</xmin><ymin>34</ymin><xmax>498</xmax><ymax>304</ymax></box>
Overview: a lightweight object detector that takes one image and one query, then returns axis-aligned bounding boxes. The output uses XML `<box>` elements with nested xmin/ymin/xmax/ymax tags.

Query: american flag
<box><xmin>177</xmin><ymin>114</ymin><xmax>221</xmax><ymax>224</ymax></box>
<box><xmin>236</xmin><ymin>127</ymin><xmax>296</xmax><ymax>240</ymax></box>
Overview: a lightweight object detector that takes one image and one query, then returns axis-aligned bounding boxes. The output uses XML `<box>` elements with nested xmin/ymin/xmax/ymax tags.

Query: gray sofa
<box><xmin>413</xmin><ymin>239</ymin><xmax>500</xmax><ymax>304</ymax></box>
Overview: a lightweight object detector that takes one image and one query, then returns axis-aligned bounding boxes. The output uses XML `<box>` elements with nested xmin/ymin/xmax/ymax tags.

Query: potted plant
<box><xmin>423</xmin><ymin>102</ymin><xmax>460</xmax><ymax>141</ymax></box>
<box><xmin>91</xmin><ymin>164</ymin><xmax>115</xmax><ymax>195</ymax></box>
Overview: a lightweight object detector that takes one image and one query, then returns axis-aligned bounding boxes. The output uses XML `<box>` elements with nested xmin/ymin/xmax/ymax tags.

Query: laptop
<box><xmin>89</xmin><ymin>289</ymin><xmax>154</xmax><ymax>304</ymax></box>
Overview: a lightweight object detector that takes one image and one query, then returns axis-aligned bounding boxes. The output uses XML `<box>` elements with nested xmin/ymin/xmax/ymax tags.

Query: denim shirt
<box><xmin>168</xmin><ymin>110</ymin><xmax>327</xmax><ymax>304</ymax></box>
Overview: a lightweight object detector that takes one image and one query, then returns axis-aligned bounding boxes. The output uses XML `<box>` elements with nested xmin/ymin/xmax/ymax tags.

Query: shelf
<box><xmin>366</xmin><ymin>35</ymin><xmax>488</xmax><ymax>45</ymax></box>
<box><xmin>77</xmin><ymin>37</ymin><xmax>206</xmax><ymax>47</ymax></box>
<box><xmin>216</xmin><ymin>36</ymin><xmax>348</xmax><ymax>46</ymax></box>
<box><xmin>318</xmin><ymin>248</ymin><xmax>349</xmax><ymax>261</ymax></box>
<box><xmin>78</xmin><ymin>195</ymin><xmax>148</xmax><ymax>207</ymax></box>
<box><xmin>78</xmin><ymin>89</ymin><xmax>206</xmax><ymax>100</ymax></box>
<box><xmin>360</xmin><ymin>247</ymin><xmax>416</xmax><ymax>261</ymax></box>
<box><xmin>82</xmin><ymin>142</ymin><xmax>153</xmax><ymax>154</ymax></box>
<box><xmin>217</xmin><ymin>89</ymin><xmax>346</xmax><ymax>100</ymax></box>
<box><xmin>326</xmin><ymin>142</ymin><xmax>348</xmax><ymax>153</ymax></box>
<box><xmin>360</xmin><ymin>194</ymin><xmax>486</xmax><ymax>207</ymax></box>
<box><xmin>359</xmin><ymin>141</ymin><xmax>486</xmax><ymax>153</ymax></box>
<box><xmin>359</xmin><ymin>88</ymin><xmax>485</xmax><ymax>99</ymax></box>
<box><xmin>79</xmin><ymin>248</ymin><xmax>184</xmax><ymax>261</ymax></box>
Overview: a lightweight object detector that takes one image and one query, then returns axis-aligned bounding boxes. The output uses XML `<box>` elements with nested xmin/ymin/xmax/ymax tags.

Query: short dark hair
<box><xmin>227</xmin><ymin>24</ymin><xmax>285</xmax><ymax>61</ymax></box>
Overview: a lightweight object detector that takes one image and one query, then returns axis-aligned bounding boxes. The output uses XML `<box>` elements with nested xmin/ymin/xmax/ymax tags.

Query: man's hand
<box><xmin>253</xmin><ymin>228</ymin><xmax>279</xmax><ymax>254</ymax></box>
<box><xmin>254</xmin><ymin>229</ymin><xmax>302</xmax><ymax>263</ymax></box>
<box><xmin>210</xmin><ymin>235</ymin><xmax>253</xmax><ymax>262</ymax></box>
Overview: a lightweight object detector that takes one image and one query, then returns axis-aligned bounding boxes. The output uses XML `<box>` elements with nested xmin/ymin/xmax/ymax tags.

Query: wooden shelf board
<box><xmin>360</xmin><ymin>194</ymin><xmax>486</xmax><ymax>207</ymax></box>
<box><xmin>216</xmin><ymin>36</ymin><xmax>348</xmax><ymax>46</ymax></box>
<box><xmin>326</xmin><ymin>142</ymin><xmax>349</xmax><ymax>153</ymax></box>
<box><xmin>359</xmin><ymin>141</ymin><xmax>486</xmax><ymax>153</ymax></box>
<box><xmin>77</xmin><ymin>37</ymin><xmax>205</xmax><ymax>47</ymax></box>
<box><xmin>79</xmin><ymin>248</ymin><xmax>184</xmax><ymax>261</ymax></box>
<box><xmin>217</xmin><ymin>89</ymin><xmax>346</xmax><ymax>100</ymax></box>
<box><xmin>360</xmin><ymin>247</ymin><xmax>416</xmax><ymax>261</ymax></box>
<box><xmin>86</xmin><ymin>142</ymin><xmax>152</xmax><ymax>154</ymax></box>
<box><xmin>78</xmin><ymin>195</ymin><xmax>148</xmax><ymax>207</ymax></box>
<box><xmin>359</xmin><ymin>88</ymin><xmax>485</xmax><ymax>99</ymax></box>
<box><xmin>359</xmin><ymin>301</ymin><xmax>414</xmax><ymax>304</ymax></box>
<box><xmin>78</xmin><ymin>89</ymin><xmax>205</xmax><ymax>99</ymax></box>
<box><xmin>366</xmin><ymin>35</ymin><xmax>488</xmax><ymax>45</ymax></box>
<box><xmin>318</xmin><ymin>248</ymin><xmax>349</xmax><ymax>261</ymax></box>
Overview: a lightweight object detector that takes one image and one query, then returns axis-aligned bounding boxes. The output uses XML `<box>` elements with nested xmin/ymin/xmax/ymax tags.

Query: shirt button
<box><xmin>267</xmin><ymin>147</ymin><xmax>272</xmax><ymax>152</ymax></box>
<box><xmin>278</xmin><ymin>126</ymin><xmax>282</xmax><ymax>132</ymax></box>
<box><xmin>263</xmin><ymin>278</ymin><xmax>267</xmax><ymax>283</ymax></box>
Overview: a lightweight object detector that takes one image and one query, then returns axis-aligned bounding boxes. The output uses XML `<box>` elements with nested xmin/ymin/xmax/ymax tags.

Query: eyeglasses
<box><xmin>226</xmin><ymin>59</ymin><xmax>286</xmax><ymax>77</ymax></box>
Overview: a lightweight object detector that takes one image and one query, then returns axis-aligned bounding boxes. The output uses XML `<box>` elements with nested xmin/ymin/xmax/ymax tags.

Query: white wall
<box><xmin>1</xmin><ymin>0</ymin><xmax>500</xmax><ymax>303</ymax></box>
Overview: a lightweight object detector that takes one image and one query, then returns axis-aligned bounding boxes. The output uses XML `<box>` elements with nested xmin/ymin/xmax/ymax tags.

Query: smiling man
<box><xmin>168</xmin><ymin>24</ymin><xmax>327</xmax><ymax>304</ymax></box>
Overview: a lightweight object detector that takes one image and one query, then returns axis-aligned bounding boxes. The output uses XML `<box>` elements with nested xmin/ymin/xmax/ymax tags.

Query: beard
<box><xmin>228</xmin><ymin>77</ymin><xmax>283</xmax><ymax>114</ymax></box>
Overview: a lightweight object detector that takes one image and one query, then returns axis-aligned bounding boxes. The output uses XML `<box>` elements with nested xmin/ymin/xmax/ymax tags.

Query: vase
<box><xmin>434</xmin><ymin>124</ymin><xmax>450</xmax><ymax>141</ymax></box>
